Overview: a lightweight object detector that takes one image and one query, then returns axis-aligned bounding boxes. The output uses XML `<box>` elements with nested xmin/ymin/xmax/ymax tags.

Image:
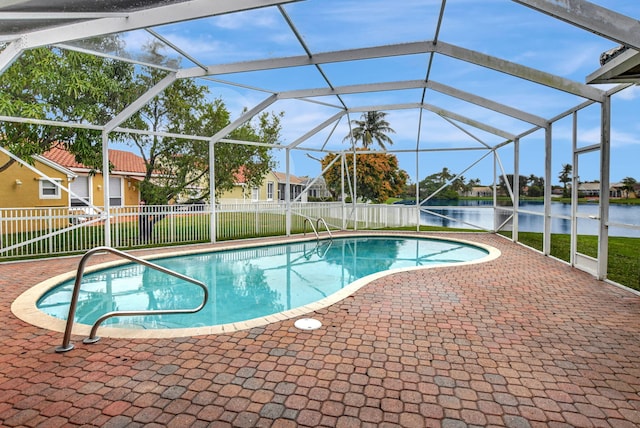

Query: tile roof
<box><xmin>233</xmin><ymin>168</ymin><xmax>304</xmax><ymax>185</ymax></box>
<box><xmin>42</xmin><ymin>146</ymin><xmax>147</xmax><ymax>175</ymax></box>
<box><xmin>272</xmin><ymin>171</ymin><xmax>304</xmax><ymax>185</ymax></box>
<box><xmin>233</xmin><ymin>166</ymin><xmax>247</xmax><ymax>185</ymax></box>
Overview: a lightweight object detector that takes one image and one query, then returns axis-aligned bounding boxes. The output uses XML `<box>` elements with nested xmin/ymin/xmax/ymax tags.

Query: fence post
<box><xmin>48</xmin><ymin>208</ymin><xmax>53</xmax><ymax>255</ymax></box>
<box><xmin>170</xmin><ymin>206</ymin><xmax>175</xmax><ymax>243</ymax></box>
<box><xmin>255</xmin><ymin>202</ymin><xmax>259</xmax><ymax>236</ymax></box>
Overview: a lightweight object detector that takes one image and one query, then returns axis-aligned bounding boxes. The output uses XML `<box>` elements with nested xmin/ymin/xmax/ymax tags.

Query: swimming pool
<box><xmin>15</xmin><ymin>234</ymin><xmax>499</xmax><ymax>338</ymax></box>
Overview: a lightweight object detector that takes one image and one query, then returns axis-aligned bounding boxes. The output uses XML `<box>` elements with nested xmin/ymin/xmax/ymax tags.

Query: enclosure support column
<box><xmin>101</xmin><ymin>131</ymin><xmax>112</xmax><ymax>247</ymax></box>
<box><xmin>341</xmin><ymin>154</ymin><xmax>346</xmax><ymax>230</ymax></box>
<box><xmin>285</xmin><ymin>148</ymin><xmax>291</xmax><ymax>236</ymax></box>
<box><xmin>598</xmin><ymin>96</ymin><xmax>611</xmax><ymax>280</ymax></box>
<box><xmin>415</xmin><ymin>149</ymin><xmax>420</xmax><ymax>232</ymax></box>
<box><xmin>513</xmin><ymin>138</ymin><xmax>520</xmax><ymax>242</ymax></box>
<box><xmin>543</xmin><ymin>124</ymin><xmax>552</xmax><ymax>255</ymax></box>
<box><xmin>209</xmin><ymin>141</ymin><xmax>216</xmax><ymax>243</ymax></box>
<box><xmin>492</xmin><ymin>151</ymin><xmax>497</xmax><ymax>232</ymax></box>
<box><xmin>353</xmin><ymin>149</ymin><xmax>358</xmax><ymax>231</ymax></box>
<box><xmin>571</xmin><ymin>112</ymin><xmax>578</xmax><ymax>266</ymax></box>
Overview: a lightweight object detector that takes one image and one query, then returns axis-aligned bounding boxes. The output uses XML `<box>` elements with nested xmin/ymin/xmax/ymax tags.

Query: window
<box><xmin>39</xmin><ymin>178</ymin><xmax>62</xmax><ymax>200</ymax></box>
<box><xmin>251</xmin><ymin>187</ymin><xmax>259</xmax><ymax>201</ymax></box>
<box><xmin>109</xmin><ymin>177</ymin><xmax>123</xmax><ymax>206</ymax></box>
<box><xmin>70</xmin><ymin>176</ymin><xmax>90</xmax><ymax>206</ymax></box>
<box><xmin>267</xmin><ymin>182</ymin><xmax>274</xmax><ymax>201</ymax></box>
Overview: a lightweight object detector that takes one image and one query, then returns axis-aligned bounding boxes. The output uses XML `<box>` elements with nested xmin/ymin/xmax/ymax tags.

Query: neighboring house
<box><xmin>300</xmin><ymin>176</ymin><xmax>332</xmax><ymax>200</ymax></box>
<box><xmin>574</xmin><ymin>182</ymin><xmax>631</xmax><ymax>199</ymax></box>
<box><xmin>272</xmin><ymin>172</ymin><xmax>306</xmax><ymax>202</ymax></box>
<box><xmin>0</xmin><ymin>149</ymin><xmax>76</xmax><ymax>209</ymax></box>
<box><xmin>0</xmin><ymin>146</ymin><xmax>147</xmax><ymax>209</ymax></box>
<box><xmin>461</xmin><ymin>186</ymin><xmax>493</xmax><ymax>198</ymax></box>
<box><xmin>219</xmin><ymin>168</ymin><xmax>307</xmax><ymax>203</ymax></box>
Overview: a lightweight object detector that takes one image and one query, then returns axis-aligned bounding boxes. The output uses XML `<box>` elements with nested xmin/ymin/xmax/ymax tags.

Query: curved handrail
<box><xmin>302</xmin><ymin>215</ymin><xmax>332</xmax><ymax>242</ymax></box>
<box><xmin>302</xmin><ymin>216</ymin><xmax>319</xmax><ymax>239</ymax></box>
<box><xmin>316</xmin><ymin>217</ymin><xmax>333</xmax><ymax>241</ymax></box>
<box><xmin>56</xmin><ymin>246</ymin><xmax>208</xmax><ymax>353</ymax></box>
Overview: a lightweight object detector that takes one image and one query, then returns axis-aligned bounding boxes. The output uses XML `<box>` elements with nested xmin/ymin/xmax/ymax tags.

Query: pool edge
<box><xmin>11</xmin><ymin>232</ymin><xmax>501</xmax><ymax>340</ymax></box>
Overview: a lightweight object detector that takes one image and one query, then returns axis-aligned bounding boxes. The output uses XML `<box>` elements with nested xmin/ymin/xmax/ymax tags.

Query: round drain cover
<box><xmin>294</xmin><ymin>318</ymin><xmax>322</xmax><ymax>330</ymax></box>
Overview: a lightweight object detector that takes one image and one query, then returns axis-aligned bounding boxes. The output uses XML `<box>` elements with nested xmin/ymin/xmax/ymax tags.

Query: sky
<box><xmin>99</xmin><ymin>0</ymin><xmax>640</xmax><ymax>187</ymax></box>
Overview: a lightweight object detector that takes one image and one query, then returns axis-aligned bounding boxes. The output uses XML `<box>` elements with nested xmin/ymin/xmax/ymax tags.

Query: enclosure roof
<box><xmin>0</xmin><ymin>0</ymin><xmax>638</xmax><ymax>156</ymax></box>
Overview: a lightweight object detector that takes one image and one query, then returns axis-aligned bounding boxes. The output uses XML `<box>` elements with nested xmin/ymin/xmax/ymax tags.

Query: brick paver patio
<box><xmin>1</xmin><ymin>233</ymin><xmax>639</xmax><ymax>427</ymax></box>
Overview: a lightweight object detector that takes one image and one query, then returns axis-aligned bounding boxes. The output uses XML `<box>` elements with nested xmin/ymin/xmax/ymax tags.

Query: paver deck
<box><xmin>1</xmin><ymin>232</ymin><xmax>639</xmax><ymax>427</ymax></box>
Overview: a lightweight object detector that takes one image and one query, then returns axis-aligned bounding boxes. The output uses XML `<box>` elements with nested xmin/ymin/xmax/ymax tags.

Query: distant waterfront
<box><xmin>419</xmin><ymin>200</ymin><xmax>640</xmax><ymax>238</ymax></box>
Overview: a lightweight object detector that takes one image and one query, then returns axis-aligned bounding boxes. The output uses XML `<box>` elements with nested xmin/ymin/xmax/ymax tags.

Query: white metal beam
<box><xmin>104</xmin><ymin>73</ymin><xmax>178</xmax><ymax>132</ymax></box>
<box><xmin>436</xmin><ymin>41</ymin><xmax>605</xmax><ymax>102</ymax></box>
<box><xmin>0</xmin><ymin>12</ymin><xmax>129</xmax><ymax>20</ymax></box>
<box><xmin>15</xmin><ymin>0</ymin><xmax>302</xmax><ymax>50</ymax></box>
<box><xmin>586</xmin><ymin>49</ymin><xmax>640</xmax><ymax>84</ymax></box>
<box><xmin>426</xmin><ymin>81</ymin><xmax>548</xmax><ymax>127</ymax></box>
<box><xmin>422</xmin><ymin>104</ymin><xmax>517</xmax><ymax>141</ymax></box>
<box><xmin>280</xmin><ymin>78</ymin><xmax>548</xmax><ymax>129</ymax></box>
<box><xmin>209</xmin><ymin>94</ymin><xmax>278</xmax><ymax>143</ymax></box>
<box><xmin>178</xmin><ymin>42</ymin><xmax>437</xmax><ymax>78</ymax></box>
<box><xmin>346</xmin><ymin>101</ymin><xmax>515</xmax><ymax>144</ymax></box>
<box><xmin>287</xmin><ymin>112</ymin><xmax>346</xmax><ymax>149</ymax></box>
<box><xmin>439</xmin><ymin>115</ymin><xmax>492</xmax><ymax>149</ymax></box>
<box><xmin>512</xmin><ymin>0</ymin><xmax>640</xmax><ymax>51</ymax></box>
<box><xmin>347</xmin><ymin>103</ymin><xmax>423</xmax><ymax>113</ymax></box>
<box><xmin>278</xmin><ymin>80</ymin><xmax>428</xmax><ymax>99</ymax></box>
<box><xmin>0</xmin><ymin>39</ymin><xmax>24</xmax><ymax>74</ymax></box>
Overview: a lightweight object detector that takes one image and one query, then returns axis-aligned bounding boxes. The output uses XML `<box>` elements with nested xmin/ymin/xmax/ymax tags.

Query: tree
<box><xmin>558</xmin><ymin>163</ymin><xmax>572</xmax><ymax>198</ymax></box>
<box><xmin>322</xmin><ymin>150</ymin><xmax>408</xmax><ymax>203</ymax></box>
<box><xmin>437</xmin><ymin>167</ymin><xmax>453</xmax><ymax>184</ymax></box>
<box><xmin>499</xmin><ymin>174</ymin><xmax>529</xmax><ymax>196</ymax></box>
<box><xmin>343</xmin><ymin>111</ymin><xmax>395</xmax><ymax>150</ymax></box>
<box><xmin>451</xmin><ymin>175</ymin><xmax>468</xmax><ymax>193</ymax></box>
<box><xmin>621</xmin><ymin>176</ymin><xmax>637</xmax><ymax>198</ymax></box>
<box><xmin>0</xmin><ymin>43</ymin><xmax>136</xmax><ymax>172</ymax></box>
<box><xmin>419</xmin><ymin>173</ymin><xmax>459</xmax><ymax>201</ymax></box>
<box><xmin>122</xmin><ymin>44</ymin><xmax>282</xmax><ymax>204</ymax></box>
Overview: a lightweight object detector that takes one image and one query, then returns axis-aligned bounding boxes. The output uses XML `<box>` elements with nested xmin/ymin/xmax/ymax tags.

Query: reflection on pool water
<box><xmin>37</xmin><ymin>236</ymin><xmax>491</xmax><ymax>330</ymax></box>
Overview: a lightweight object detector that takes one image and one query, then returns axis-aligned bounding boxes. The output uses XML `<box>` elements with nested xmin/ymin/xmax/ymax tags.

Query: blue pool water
<box><xmin>37</xmin><ymin>237</ymin><xmax>489</xmax><ymax>330</ymax></box>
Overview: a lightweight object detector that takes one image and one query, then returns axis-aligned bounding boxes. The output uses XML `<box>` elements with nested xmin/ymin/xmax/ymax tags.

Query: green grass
<box><xmin>383</xmin><ymin>225</ymin><xmax>486</xmax><ymax>233</ymax></box>
<box><xmin>505</xmin><ymin>231</ymin><xmax>640</xmax><ymax>291</ymax></box>
<box><xmin>3</xmin><ymin>212</ymin><xmax>639</xmax><ymax>291</ymax></box>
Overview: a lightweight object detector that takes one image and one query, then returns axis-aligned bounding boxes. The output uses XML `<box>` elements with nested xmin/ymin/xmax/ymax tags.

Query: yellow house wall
<box><xmin>0</xmin><ymin>152</ymin><xmax>70</xmax><ymax>209</ymax></box>
<box><xmin>260</xmin><ymin>172</ymin><xmax>278</xmax><ymax>201</ymax></box>
<box><xmin>218</xmin><ymin>172</ymin><xmax>281</xmax><ymax>202</ymax></box>
<box><xmin>84</xmin><ymin>174</ymin><xmax>140</xmax><ymax>207</ymax></box>
<box><xmin>124</xmin><ymin>179</ymin><xmax>140</xmax><ymax>206</ymax></box>
<box><xmin>0</xmin><ymin>153</ymin><xmax>72</xmax><ymax>231</ymax></box>
<box><xmin>221</xmin><ymin>185</ymin><xmax>246</xmax><ymax>200</ymax></box>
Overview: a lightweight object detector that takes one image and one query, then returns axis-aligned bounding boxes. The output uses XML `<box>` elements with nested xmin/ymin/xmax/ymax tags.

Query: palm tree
<box><xmin>438</xmin><ymin>167</ymin><xmax>453</xmax><ymax>184</ymax></box>
<box><xmin>558</xmin><ymin>163</ymin><xmax>572</xmax><ymax>197</ymax></box>
<box><xmin>621</xmin><ymin>176</ymin><xmax>637</xmax><ymax>198</ymax></box>
<box><xmin>344</xmin><ymin>111</ymin><xmax>395</xmax><ymax>150</ymax></box>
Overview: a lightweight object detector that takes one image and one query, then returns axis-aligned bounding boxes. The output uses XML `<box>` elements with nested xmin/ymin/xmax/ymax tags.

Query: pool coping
<box><xmin>11</xmin><ymin>232</ymin><xmax>501</xmax><ymax>340</ymax></box>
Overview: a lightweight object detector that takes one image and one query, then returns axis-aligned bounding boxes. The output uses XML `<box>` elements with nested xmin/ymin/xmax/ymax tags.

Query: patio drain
<box><xmin>294</xmin><ymin>318</ymin><xmax>322</xmax><ymax>331</ymax></box>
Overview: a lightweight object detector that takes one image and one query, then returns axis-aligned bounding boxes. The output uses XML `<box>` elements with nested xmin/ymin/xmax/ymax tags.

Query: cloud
<box><xmin>616</xmin><ymin>85</ymin><xmax>640</xmax><ymax>101</ymax></box>
<box><xmin>213</xmin><ymin>8</ymin><xmax>280</xmax><ymax>30</ymax></box>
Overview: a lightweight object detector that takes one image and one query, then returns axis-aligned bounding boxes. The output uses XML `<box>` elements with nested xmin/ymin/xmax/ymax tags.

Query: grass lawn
<box><xmin>3</xmin><ymin>211</ymin><xmax>638</xmax><ymax>291</ymax></box>
<box><xmin>504</xmin><ymin>231</ymin><xmax>640</xmax><ymax>291</ymax></box>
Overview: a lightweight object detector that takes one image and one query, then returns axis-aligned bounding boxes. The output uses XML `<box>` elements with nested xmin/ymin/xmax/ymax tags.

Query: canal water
<box><xmin>419</xmin><ymin>200</ymin><xmax>640</xmax><ymax>238</ymax></box>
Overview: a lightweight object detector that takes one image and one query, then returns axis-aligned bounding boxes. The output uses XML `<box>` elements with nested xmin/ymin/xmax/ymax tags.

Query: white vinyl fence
<box><xmin>0</xmin><ymin>202</ymin><xmax>420</xmax><ymax>260</ymax></box>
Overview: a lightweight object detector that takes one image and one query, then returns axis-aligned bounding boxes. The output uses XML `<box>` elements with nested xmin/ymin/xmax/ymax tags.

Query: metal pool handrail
<box><xmin>316</xmin><ymin>218</ymin><xmax>333</xmax><ymax>241</ymax></box>
<box><xmin>55</xmin><ymin>246</ymin><xmax>208</xmax><ymax>353</ymax></box>
<box><xmin>302</xmin><ymin>216</ymin><xmax>332</xmax><ymax>241</ymax></box>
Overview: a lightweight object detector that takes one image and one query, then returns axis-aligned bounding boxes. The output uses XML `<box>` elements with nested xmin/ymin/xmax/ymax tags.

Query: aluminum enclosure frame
<box><xmin>0</xmin><ymin>0</ymin><xmax>638</xmax><ymax>283</ymax></box>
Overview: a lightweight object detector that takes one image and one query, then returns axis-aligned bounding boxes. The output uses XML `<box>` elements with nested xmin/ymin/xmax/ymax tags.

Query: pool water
<box><xmin>37</xmin><ymin>237</ymin><xmax>490</xmax><ymax>330</ymax></box>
